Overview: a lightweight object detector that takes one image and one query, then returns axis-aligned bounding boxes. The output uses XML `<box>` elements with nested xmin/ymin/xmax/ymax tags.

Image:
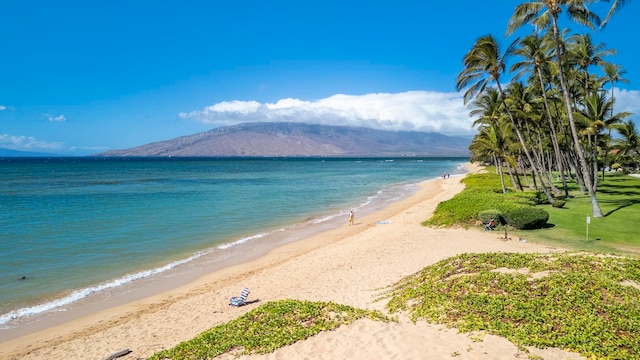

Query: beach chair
<box><xmin>229</xmin><ymin>287</ymin><xmax>250</xmax><ymax>306</ymax></box>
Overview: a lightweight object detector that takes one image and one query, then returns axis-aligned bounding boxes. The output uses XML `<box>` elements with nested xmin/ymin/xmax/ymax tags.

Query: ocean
<box><xmin>0</xmin><ymin>157</ymin><xmax>466</xmax><ymax>331</ymax></box>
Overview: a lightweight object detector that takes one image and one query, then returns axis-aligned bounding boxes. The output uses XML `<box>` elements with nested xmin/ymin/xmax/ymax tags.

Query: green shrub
<box><xmin>425</xmin><ymin>172</ymin><xmax>548</xmax><ymax>228</ymax></box>
<box><xmin>477</xmin><ymin>209</ymin><xmax>502</xmax><ymax>224</ymax></box>
<box><xmin>552</xmin><ymin>200</ymin><xmax>566</xmax><ymax>208</ymax></box>
<box><xmin>502</xmin><ymin>207</ymin><xmax>549</xmax><ymax>229</ymax></box>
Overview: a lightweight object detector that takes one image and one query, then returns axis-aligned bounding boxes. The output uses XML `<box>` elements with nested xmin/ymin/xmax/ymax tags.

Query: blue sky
<box><xmin>1</xmin><ymin>0</ymin><xmax>639</xmax><ymax>155</ymax></box>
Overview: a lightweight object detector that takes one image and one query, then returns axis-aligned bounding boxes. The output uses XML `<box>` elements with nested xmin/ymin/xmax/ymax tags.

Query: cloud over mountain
<box><xmin>179</xmin><ymin>91</ymin><xmax>472</xmax><ymax>136</ymax></box>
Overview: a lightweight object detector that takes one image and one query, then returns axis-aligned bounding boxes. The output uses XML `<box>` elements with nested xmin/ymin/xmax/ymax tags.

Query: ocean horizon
<box><xmin>0</xmin><ymin>156</ymin><xmax>467</xmax><ymax>332</ymax></box>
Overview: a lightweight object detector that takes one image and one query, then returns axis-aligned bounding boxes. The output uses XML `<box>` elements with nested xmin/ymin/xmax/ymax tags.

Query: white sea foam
<box><xmin>1</xmin><ymin>230</ymin><xmax>288</xmax><ymax>327</ymax></box>
<box><xmin>0</xmin><ymin>250</ymin><xmax>210</xmax><ymax>327</ymax></box>
<box><xmin>312</xmin><ymin>214</ymin><xmax>338</xmax><ymax>224</ymax></box>
<box><xmin>217</xmin><ymin>232</ymin><xmax>269</xmax><ymax>250</ymax></box>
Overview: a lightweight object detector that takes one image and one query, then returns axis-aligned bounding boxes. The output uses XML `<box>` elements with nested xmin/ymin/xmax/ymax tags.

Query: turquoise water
<box><xmin>0</xmin><ymin>157</ymin><xmax>466</xmax><ymax>327</ymax></box>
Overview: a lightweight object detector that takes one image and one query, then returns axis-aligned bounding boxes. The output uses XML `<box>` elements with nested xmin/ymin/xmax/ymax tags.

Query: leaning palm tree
<box><xmin>507</xmin><ymin>0</ymin><xmax>605</xmax><ymax>217</ymax></box>
<box><xmin>504</xmin><ymin>82</ymin><xmax>556</xmax><ymax>191</ymax></box>
<box><xmin>511</xmin><ymin>33</ymin><xmax>569</xmax><ymax>197</ymax></box>
<box><xmin>457</xmin><ymin>34</ymin><xmax>554</xmax><ymax>202</ymax></box>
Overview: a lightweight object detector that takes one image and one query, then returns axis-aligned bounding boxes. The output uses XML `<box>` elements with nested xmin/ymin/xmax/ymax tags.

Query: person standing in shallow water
<box><xmin>349</xmin><ymin>210</ymin><xmax>354</xmax><ymax>225</ymax></box>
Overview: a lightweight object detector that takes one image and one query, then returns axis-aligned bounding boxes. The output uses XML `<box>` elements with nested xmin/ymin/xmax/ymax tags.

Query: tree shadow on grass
<box><xmin>603</xmin><ymin>199</ymin><xmax>640</xmax><ymax>217</ymax></box>
<box><xmin>598</xmin><ymin>176</ymin><xmax>640</xmax><ymax>197</ymax></box>
<box><xmin>596</xmin><ymin>175</ymin><xmax>640</xmax><ymax>216</ymax></box>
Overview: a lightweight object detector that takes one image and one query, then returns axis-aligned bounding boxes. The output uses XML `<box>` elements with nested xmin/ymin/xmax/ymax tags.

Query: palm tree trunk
<box><xmin>539</xmin><ymin>69</ymin><xmax>569</xmax><ymax>198</ymax></box>
<box><xmin>496</xmin><ymin>82</ymin><xmax>554</xmax><ymax>202</ymax></box>
<box><xmin>602</xmin><ymin>81</ymin><xmax>616</xmax><ymax>181</ymax></box>
<box><xmin>602</xmin><ymin>129</ymin><xmax>611</xmax><ymax>181</ymax></box>
<box><xmin>507</xmin><ymin>162</ymin><xmax>519</xmax><ymax>190</ymax></box>
<box><xmin>551</xmin><ymin>15</ymin><xmax>603</xmax><ymax>217</ymax></box>
<box><xmin>498</xmin><ymin>158</ymin><xmax>506</xmax><ymax>194</ymax></box>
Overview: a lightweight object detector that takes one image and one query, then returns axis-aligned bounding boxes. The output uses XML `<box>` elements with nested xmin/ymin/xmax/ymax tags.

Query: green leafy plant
<box><xmin>477</xmin><ymin>209</ymin><xmax>502</xmax><ymax>224</ymax></box>
<box><xmin>380</xmin><ymin>252</ymin><xmax>640</xmax><ymax>359</ymax></box>
<box><xmin>148</xmin><ymin>300</ymin><xmax>390</xmax><ymax>359</ymax></box>
<box><xmin>425</xmin><ymin>172</ymin><xmax>548</xmax><ymax>228</ymax></box>
<box><xmin>502</xmin><ymin>207</ymin><xmax>549</xmax><ymax>229</ymax></box>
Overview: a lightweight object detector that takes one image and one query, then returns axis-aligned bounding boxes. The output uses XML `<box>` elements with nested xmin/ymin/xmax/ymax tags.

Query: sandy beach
<box><xmin>0</xmin><ymin>164</ymin><xmax>583</xmax><ymax>360</ymax></box>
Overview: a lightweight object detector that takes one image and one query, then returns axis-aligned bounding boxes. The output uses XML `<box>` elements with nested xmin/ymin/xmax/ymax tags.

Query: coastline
<box><xmin>0</xmin><ymin>162</ymin><xmax>440</xmax><ymax>338</ymax></box>
<box><xmin>0</xmin><ymin>159</ymin><xmax>448</xmax><ymax>334</ymax></box>
<box><xmin>0</xmin><ymin>163</ymin><xmax>582</xmax><ymax>360</ymax></box>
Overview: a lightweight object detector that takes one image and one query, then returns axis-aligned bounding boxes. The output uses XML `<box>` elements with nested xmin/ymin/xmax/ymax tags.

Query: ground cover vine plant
<box><xmin>380</xmin><ymin>251</ymin><xmax>640</xmax><ymax>359</ymax></box>
<box><xmin>148</xmin><ymin>299</ymin><xmax>389</xmax><ymax>360</ymax></box>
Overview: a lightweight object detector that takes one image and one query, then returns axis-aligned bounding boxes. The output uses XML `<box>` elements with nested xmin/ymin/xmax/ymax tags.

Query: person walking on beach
<box><xmin>349</xmin><ymin>210</ymin><xmax>355</xmax><ymax>225</ymax></box>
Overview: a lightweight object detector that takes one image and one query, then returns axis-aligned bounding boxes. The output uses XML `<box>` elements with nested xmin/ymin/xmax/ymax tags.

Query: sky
<box><xmin>1</xmin><ymin>0</ymin><xmax>639</xmax><ymax>155</ymax></box>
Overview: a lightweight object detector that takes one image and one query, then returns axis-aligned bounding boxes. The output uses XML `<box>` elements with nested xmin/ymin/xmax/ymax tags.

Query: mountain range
<box><xmin>95</xmin><ymin>122</ymin><xmax>470</xmax><ymax>157</ymax></box>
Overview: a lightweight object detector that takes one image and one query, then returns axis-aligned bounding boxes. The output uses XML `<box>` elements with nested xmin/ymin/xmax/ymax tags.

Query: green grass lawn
<box><xmin>427</xmin><ymin>169</ymin><xmax>640</xmax><ymax>256</ymax></box>
<box><xmin>521</xmin><ymin>174</ymin><xmax>640</xmax><ymax>256</ymax></box>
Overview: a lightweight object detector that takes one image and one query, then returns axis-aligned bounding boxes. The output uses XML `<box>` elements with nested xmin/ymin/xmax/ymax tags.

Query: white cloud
<box><xmin>43</xmin><ymin>113</ymin><xmax>67</xmax><ymax>122</ymax></box>
<box><xmin>179</xmin><ymin>91</ymin><xmax>473</xmax><ymax>136</ymax></box>
<box><xmin>0</xmin><ymin>134</ymin><xmax>64</xmax><ymax>151</ymax></box>
<box><xmin>614</xmin><ymin>88</ymin><xmax>640</xmax><ymax>116</ymax></box>
<box><xmin>0</xmin><ymin>105</ymin><xmax>6</xmax><ymax>111</ymax></box>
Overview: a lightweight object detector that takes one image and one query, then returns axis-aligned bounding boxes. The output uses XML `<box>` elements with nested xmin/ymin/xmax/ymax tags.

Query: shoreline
<box><xmin>0</xmin><ymin>169</ymin><xmax>435</xmax><ymax>340</ymax></box>
<box><xmin>0</xmin><ymin>163</ymin><xmax>582</xmax><ymax>360</ymax></box>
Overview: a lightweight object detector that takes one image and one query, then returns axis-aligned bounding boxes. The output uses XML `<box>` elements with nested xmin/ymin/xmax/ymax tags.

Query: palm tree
<box><xmin>511</xmin><ymin>33</ymin><xmax>569</xmax><ymax>197</ymax></box>
<box><xmin>602</xmin><ymin>62</ymin><xmax>629</xmax><ymax>107</ymax></box>
<box><xmin>505</xmin><ymin>82</ymin><xmax>554</xmax><ymax>187</ymax></box>
<box><xmin>575</xmin><ymin>92</ymin><xmax>630</xmax><ymax>183</ymax></box>
<box><xmin>507</xmin><ymin>0</ymin><xmax>605</xmax><ymax>217</ymax></box>
<box><xmin>457</xmin><ymin>34</ymin><xmax>554</xmax><ymax>202</ymax></box>
<box><xmin>470</xmin><ymin>88</ymin><xmax>503</xmax><ymax>129</ymax></box>
<box><xmin>470</xmin><ymin>123</ymin><xmax>511</xmax><ymax>193</ymax></box>
<box><xmin>469</xmin><ymin>88</ymin><xmax>519</xmax><ymax>193</ymax></box>
<box><xmin>566</xmin><ymin>33</ymin><xmax>615</xmax><ymax>98</ymax></box>
<box><xmin>612</xmin><ymin>120</ymin><xmax>640</xmax><ymax>171</ymax></box>
<box><xmin>601</xmin><ymin>63</ymin><xmax>629</xmax><ymax>179</ymax></box>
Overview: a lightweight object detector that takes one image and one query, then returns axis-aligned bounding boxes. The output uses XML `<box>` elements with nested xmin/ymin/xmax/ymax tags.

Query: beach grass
<box><xmin>382</xmin><ymin>251</ymin><xmax>640</xmax><ymax>359</ymax></box>
<box><xmin>147</xmin><ymin>300</ymin><xmax>390</xmax><ymax>360</ymax></box>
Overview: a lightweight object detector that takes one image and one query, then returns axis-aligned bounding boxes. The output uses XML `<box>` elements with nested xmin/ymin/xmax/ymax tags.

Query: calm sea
<box><xmin>0</xmin><ymin>157</ymin><xmax>466</xmax><ymax>328</ymax></box>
